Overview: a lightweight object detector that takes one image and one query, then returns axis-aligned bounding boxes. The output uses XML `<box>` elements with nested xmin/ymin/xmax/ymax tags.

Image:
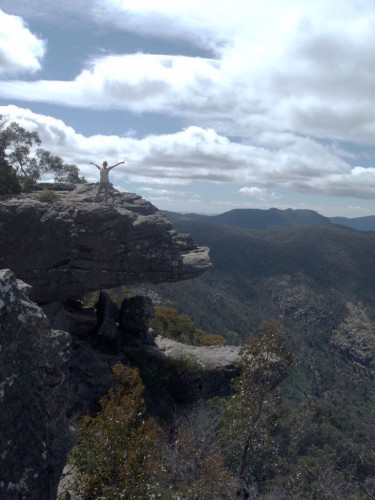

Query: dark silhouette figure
<box><xmin>90</xmin><ymin>160</ymin><xmax>124</xmax><ymax>204</ymax></box>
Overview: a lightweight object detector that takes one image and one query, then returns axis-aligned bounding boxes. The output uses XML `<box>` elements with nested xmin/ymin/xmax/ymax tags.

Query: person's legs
<box><xmin>95</xmin><ymin>183</ymin><xmax>104</xmax><ymax>202</ymax></box>
<box><xmin>104</xmin><ymin>183</ymin><xmax>109</xmax><ymax>204</ymax></box>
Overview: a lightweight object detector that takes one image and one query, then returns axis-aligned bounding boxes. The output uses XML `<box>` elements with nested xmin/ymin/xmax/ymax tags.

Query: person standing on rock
<box><xmin>90</xmin><ymin>160</ymin><xmax>125</xmax><ymax>204</ymax></box>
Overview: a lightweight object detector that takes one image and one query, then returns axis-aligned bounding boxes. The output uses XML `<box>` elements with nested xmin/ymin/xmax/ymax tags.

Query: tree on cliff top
<box><xmin>0</xmin><ymin>115</ymin><xmax>85</xmax><ymax>190</ymax></box>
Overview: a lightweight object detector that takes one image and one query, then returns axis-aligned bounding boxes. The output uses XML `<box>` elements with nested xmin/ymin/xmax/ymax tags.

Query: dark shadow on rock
<box><xmin>95</xmin><ymin>291</ymin><xmax>119</xmax><ymax>345</ymax></box>
<box><xmin>118</xmin><ymin>295</ymin><xmax>155</xmax><ymax>345</ymax></box>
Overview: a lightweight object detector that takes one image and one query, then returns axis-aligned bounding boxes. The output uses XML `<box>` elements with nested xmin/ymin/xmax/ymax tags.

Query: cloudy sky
<box><xmin>1</xmin><ymin>0</ymin><xmax>375</xmax><ymax>216</ymax></box>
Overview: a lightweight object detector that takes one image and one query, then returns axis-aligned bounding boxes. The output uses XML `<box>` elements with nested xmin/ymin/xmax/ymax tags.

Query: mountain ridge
<box><xmin>142</xmin><ymin>215</ymin><xmax>375</xmax><ymax>478</ymax></box>
<box><xmin>163</xmin><ymin>207</ymin><xmax>375</xmax><ymax>232</ymax></box>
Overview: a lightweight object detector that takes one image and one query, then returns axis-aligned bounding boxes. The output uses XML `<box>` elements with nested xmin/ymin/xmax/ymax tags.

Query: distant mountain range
<box><xmin>163</xmin><ymin>207</ymin><xmax>375</xmax><ymax>231</ymax></box>
<box><xmin>330</xmin><ymin>215</ymin><xmax>375</xmax><ymax>231</ymax></box>
<box><xmin>146</xmin><ymin>209</ymin><xmax>375</xmax><ymax>464</ymax></box>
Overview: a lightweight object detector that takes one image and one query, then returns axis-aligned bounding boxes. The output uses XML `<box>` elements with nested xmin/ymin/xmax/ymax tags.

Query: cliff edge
<box><xmin>0</xmin><ymin>184</ymin><xmax>211</xmax><ymax>302</ymax></box>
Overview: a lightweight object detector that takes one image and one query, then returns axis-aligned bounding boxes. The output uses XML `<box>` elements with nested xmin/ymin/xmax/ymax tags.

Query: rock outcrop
<box><xmin>332</xmin><ymin>301</ymin><xmax>375</xmax><ymax>369</ymax></box>
<box><xmin>156</xmin><ymin>335</ymin><xmax>240</xmax><ymax>369</ymax></box>
<box><xmin>152</xmin><ymin>336</ymin><xmax>240</xmax><ymax>398</ymax></box>
<box><xmin>0</xmin><ymin>185</ymin><xmax>216</xmax><ymax>499</ymax></box>
<box><xmin>0</xmin><ymin>269</ymin><xmax>239</xmax><ymax>500</ymax></box>
<box><xmin>0</xmin><ymin>269</ymin><xmax>73</xmax><ymax>500</ymax></box>
<box><xmin>0</xmin><ymin>184</ymin><xmax>211</xmax><ymax>302</ymax></box>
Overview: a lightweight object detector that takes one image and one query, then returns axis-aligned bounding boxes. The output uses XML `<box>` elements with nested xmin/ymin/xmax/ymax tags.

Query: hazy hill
<box><xmin>143</xmin><ymin>216</ymin><xmax>375</xmax><ymax>453</ymax></box>
<box><xmin>330</xmin><ymin>214</ymin><xmax>375</xmax><ymax>231</ymax></box>
<box><xmin>165</xmin><ymin>207</ymin><xmax>375</xmax><ymax>232</ymax></box>
<box><xmin>156</xmin><ymin>217</ymin><xmax>375</xmax><ymax>333</ymax></box>
<box><xmin>164</xmin><ymin>207</ymin><xmax>331</xmax><ymax>230</ymax></box>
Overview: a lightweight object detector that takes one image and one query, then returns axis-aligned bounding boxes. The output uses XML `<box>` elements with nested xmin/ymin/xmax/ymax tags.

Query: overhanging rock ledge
<box><xmin>0</xmin><ymin>184</ymin><xmax>211</xmax><ymax>302</ymax></box>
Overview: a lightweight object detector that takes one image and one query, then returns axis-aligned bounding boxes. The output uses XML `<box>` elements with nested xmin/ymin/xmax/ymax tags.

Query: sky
<box><xmin>1</xmin><ymin>1</ymin><xmax>375</xmax><ymax>216</ymax></box>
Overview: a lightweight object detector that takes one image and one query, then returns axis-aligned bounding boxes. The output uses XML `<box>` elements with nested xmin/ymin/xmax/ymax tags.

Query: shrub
<box><xmin>151</xmin><ymin>307</ymin><xmax>226</xmax><ymax>346</ymax></box>
<box><xmin>36</xmin><ymin>189</ymin><xmax>60</xmax><ymax>202</ymax></box>
<box><xmin>199</xmin><ymin>333</ymin><xmax>226</xmax><ymax>346</ymax></box>
<box><xmin>69</xmin><ymin>364</ymin><xmax>168</xmax><ymax>499</ymax></box>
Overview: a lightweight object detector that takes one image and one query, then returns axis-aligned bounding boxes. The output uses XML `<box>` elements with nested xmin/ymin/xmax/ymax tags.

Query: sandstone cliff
<box><xmin>0</xmin><ymin>184</ymin><xmax>211</xmax><ymax>302</ymax></box>
<box><xmin>0</xmin><ymin>184</ymin><xmax>215</xmax><ymax>499</ymax></box>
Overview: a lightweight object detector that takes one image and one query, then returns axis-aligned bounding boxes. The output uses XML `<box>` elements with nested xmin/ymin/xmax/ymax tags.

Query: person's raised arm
<box><xmin>90</xmin><ymin>161</ymin><xmax>100</xmax><ymax>170</ymax></box>
<box><xmin>108</xmin><ymin>161</ymin><xmax>125</xmax><ymax>170</ymax></box>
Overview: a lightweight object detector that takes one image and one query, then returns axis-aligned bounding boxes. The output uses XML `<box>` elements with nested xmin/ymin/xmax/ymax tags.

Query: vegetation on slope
<box><xmin>70</xmin><ymin>320</ymin><xmax>375</xmax><ymax>498</ymax></box>
<box><xmin>151</xmin><ymin>306</ymin><xmax>226</xmax><ymax>346</ymax></box>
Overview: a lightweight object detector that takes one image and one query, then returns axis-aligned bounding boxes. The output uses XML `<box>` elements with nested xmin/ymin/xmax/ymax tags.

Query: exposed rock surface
<box><xmin>332</xmin><ymin>301</ymin><xmax>375</xmax><ymax>369</ymax></box>
<box><xmin>156</xmin><ymin>335</ymin><xmax>240</xmax><ymax>369</ymax></box>
<box><xmin>0</xmin><ymin>269</ymin><xmax>73</xmax><ymax>500</ymax></box>
<box><xmin>119</xmin><ymin>295</ymin><xmax>155</xmax><ymax>344</ymax></box>
<box><xmin>0</xmin><ymin>269</ymin><xmax>134</xmax><ymax>499</ymax></box>
<box><xmin>153</xmin><ymin>336</ymin><xmax>241</xmax><ymax>398</ymax></box>
<box><xmin>0</xmin><ymin>184</ymin><xmax>211</xmax><ymax>302</ymax></box>
<box><xmin>1</xmin><ymin>268</ymin><xmax>240</xmax><ymax>499</ymax></box>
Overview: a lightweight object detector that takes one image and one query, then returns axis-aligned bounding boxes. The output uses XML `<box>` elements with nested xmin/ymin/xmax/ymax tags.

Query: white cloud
<box><xmin>239</xmin><ymin>187</ymin><xmax>268</xmax><ymax>200</ymax></box>
<box><xmin>0</xmin><ymin>10</ymin><xmax>45</xmax><ymax>76</ymax></box>
<box><xmin>140</xmin><ymin>187</ymin><xmax>177</xmax><ymax>195</ymax></box>
<box><xmin>2</xmin><ymin>105</ymin><xmax>375</xmax><ymax>199</ymax></box>
<box><xmin>0</xmin><ymin>53</ymin><xmax>229</xmax><ymax>115</ymax></box>
<box><xmin>3</xmin><ymin>0</ymin><xmax>375</xmax><ymax>148</ymax></box>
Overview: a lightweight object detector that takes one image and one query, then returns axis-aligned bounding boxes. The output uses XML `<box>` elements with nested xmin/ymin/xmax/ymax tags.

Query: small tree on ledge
<box><xmin>69</xmin><ymin>363</ymin><xmax>167</xmax><ymax>499</ymax></box>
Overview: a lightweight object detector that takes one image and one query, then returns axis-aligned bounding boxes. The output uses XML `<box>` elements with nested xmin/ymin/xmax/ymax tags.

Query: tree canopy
<box><xmin>0</xmin><ymin>115</ymin><xmax>85</xmax><ymax>192</ymax></box>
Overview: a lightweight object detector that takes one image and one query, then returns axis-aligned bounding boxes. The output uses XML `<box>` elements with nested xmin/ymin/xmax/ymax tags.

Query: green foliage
<box><xmin>151</xmin><ymin>307</ymin><xmax>226</xmax><ymax>346</ymax></box>
<box><xmin>167</xmin><ymin>405</ymin><xmax>236</xmax><ymax>499</ymax></box>
<box><xmin>36</xmin><ymin>190</ymin><xmax>60</xmax><ymax>203</ymax></box>
<box><xmin>69</xmin><ymin>363</ymin><xmax>167</xmax><ymax>499</ymax></box>
<box><xmin>199</xmin><ymin>333</ymin><xmax>226</xmax><ymax>346</ymax></box>
<box><xmin>69</xmin><ymin>321</ymin><xmax>375</xmax><ymax>498</ymax></box>
<box><xmin>70</xmin><ymin>364</ymin><xmax>236</xmax><ymax>499</ymax></box>
<box><xmin>148</xmin><ymin>215</ymin><xmax>375</xmax><ymax>494</ymax></box>
<box><xmin>219</xmin><ymin>321</ymin><xmax>295</xmax><ymax>495</ymax></box>
<box><xmin>0</xmin><ymin>114</ymin><xmax>85</xmax><ymax>189</ymax></box>
<box><xmin>0</xmin><ymin>154</ymin><xmax>20</xmax><ymax>194</ymax></box>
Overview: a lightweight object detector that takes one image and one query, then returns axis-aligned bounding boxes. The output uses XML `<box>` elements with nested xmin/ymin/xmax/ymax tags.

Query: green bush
<box><xmin>69</xmin><ymin>364</ymin><xmax>168</xmax><ymax>499</ymax></box>
<box><xmin>151</xmin><ymin>307</ymin><xmax>226</xmax><ymax>346</ymax></box>
<box><xmin>36</xmin><ymin>189</ymin><xmax>60</xmax><ymax>202</ymax></box>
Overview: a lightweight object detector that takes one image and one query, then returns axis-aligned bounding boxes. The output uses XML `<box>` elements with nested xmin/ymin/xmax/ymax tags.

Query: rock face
<box><xmin>0</xmin><ymin>185</ymin><xmax>215</xmax><ymax>499</ymax></box>
<box><xmin>153</xmin><ymin>336</ymin><xmax>240</xmax><ymax>398</ymax></box>
<box><xmin>156</xmin><ymin>335</ymin><xmax>240</xmax><ymax>369</ymax></box>
<box><xmin>332</xmin><ymin>301</ymin><xmax>375</xmax><ymax>369</ymax></box>
<box><xmin>0</xmin><ymin>184</ymin><xmax>211</xmax><ymax>302</ymax></box>
<box><xmin>0</xmin><ymin>269</ymin><xmax>73</xmax><ymax>500</ymax></box>
<box><xmin>0</xmin><ymin>269</ymin><xmax>239</xmax><ymax>500</ymax></box>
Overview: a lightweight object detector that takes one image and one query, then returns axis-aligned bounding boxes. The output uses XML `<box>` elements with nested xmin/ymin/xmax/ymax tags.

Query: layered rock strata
<box><xmin>0</xmin><ymin>184</ymin><xmax>211</xmax><ymax>302</ymax></box>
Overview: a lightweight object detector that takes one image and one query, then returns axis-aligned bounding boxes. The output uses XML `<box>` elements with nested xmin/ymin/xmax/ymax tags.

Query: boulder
<box><xmin>119</xmin><ymin>295</ymin><xmax>155</xmax><ymax>344</ymax></box>
<box><xmin>155</xmin><ymin>335</ymin><xmax>240</xmax><ymax>370</ymax></box>
<box><xmin>96</xmin><ymin>291</ymin><xmax>119</xmax><ymax>344</ymax></box>
<box><xmin>154</xmin><ymin>336</ymin><xmax>241</xmax><ymax>398</ymax></box>
<box><xmin>0</xmin><ymin>184</ymin><xmax>211</xmax><ymax>302</ymax></box>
